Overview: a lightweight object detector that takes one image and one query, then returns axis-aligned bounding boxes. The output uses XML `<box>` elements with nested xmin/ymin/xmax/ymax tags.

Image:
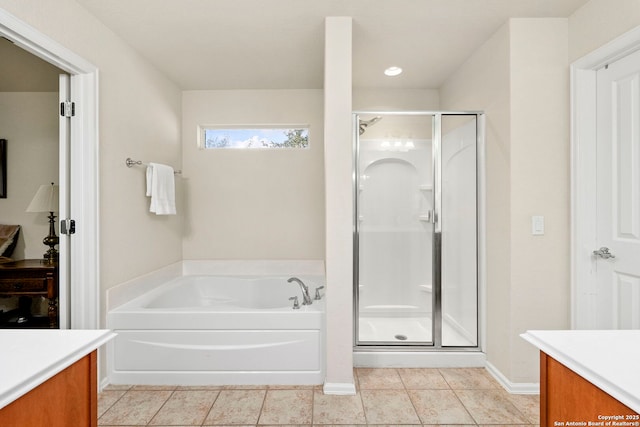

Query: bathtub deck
<box><xmin>98</xmin><ymin>367</ymin><xmax>539</xmax><ymax>426</ymax></box>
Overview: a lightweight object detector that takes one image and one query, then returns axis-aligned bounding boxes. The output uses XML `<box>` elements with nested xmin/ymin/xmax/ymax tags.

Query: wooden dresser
<box><xmin>0</xmin><ymin>259</ymin><xmax>58</xmax><ymax>328</ymax></box>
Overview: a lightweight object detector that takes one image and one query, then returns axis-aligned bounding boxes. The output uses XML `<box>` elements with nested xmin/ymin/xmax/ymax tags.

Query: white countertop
<box><xmin>521</xmin><ymin>330</ymin><xmax>640</xmax><ymax>413</ymax></box>
<box><xmin>0</xmin><ymin>329</ymin><xmax>116</xmax><ymax>410</ymax></box>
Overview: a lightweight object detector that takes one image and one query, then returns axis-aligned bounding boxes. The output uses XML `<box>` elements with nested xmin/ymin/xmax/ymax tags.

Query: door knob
<box><xmin>593</xmin><ymin>247</ymin><xmax>615</xmax><ymax>259</ymax></box>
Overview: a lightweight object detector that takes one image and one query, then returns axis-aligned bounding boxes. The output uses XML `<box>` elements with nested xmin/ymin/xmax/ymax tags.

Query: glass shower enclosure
<box><xmin>354</xmin><ymin>111</ymin><xmax>483</xmax><ymax>349</ymax></box>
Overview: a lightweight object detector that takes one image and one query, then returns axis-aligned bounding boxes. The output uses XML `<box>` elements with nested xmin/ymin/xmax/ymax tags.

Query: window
<box><xmin>200</xmin><ymin>126</ymin><xmax>309</xmax><ymax>149</ymax></box>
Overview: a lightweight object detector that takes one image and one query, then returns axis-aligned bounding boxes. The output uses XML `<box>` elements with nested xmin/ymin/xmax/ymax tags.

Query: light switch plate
<box><xmin>532</xmin><ymin>215</ymin><xmax>544</xmax><ymax>235</ymax></box>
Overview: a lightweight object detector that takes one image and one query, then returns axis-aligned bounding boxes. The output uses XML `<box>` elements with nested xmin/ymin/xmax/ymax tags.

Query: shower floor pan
<box><xmin>358</xmin><ymin>315</ymin><xmax>474</xmax><ymax>347</ymax></box>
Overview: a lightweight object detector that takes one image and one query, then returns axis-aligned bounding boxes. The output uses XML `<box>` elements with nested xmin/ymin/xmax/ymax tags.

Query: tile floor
<box><xmin>98</xmin><ymin>367</ymin><xmax>540</xmax><ymax>426</ymax></box>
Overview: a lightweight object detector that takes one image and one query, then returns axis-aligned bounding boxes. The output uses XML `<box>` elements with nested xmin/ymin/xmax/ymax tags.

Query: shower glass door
<box><xmin>354</xmin><ymin>112</ymin><xmax>480</xmax><ymax>348</ymax></box>
<box><xmin>355</xmin><ymin>113</ymin><xmax>434</xmax><ymax>345</ymax></box>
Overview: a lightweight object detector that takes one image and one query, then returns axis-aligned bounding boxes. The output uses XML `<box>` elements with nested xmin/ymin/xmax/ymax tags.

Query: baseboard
<box><xmin>485</xmin><ymin>361</ymin><xmax>540</xmax><ymax>394</ymax></box>
<box><xmin>323</xmin><ymin>382</ymin><xmax>357</xmax><ymax>395</ymax></box>
<box><xmin>99</xmin><ymin>376</ymin><xmax>111</xmax><ymax>392</ymax></box>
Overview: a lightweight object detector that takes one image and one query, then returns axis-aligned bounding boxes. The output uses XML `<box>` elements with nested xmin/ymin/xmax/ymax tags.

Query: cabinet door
<box><xmin>0</xmin><ymin>351</ymin><xmax>96</xmax><ymax>427</ymax></box>
<box><xmin>540</xmin><ymin>352</ymin><xmax>638</xmax><ymax>426</ymax></box>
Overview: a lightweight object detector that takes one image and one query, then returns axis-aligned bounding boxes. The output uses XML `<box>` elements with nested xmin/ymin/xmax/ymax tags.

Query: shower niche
<box><xmin>354</xmin><ymin>112</ymin><xmax>482</xmax><ymax>349</ymax></box>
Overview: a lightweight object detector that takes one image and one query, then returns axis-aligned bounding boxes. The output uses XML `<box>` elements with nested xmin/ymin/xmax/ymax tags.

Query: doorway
<box><xmin>593</xmin><ymin>49</ymin><xmax>640</xmax><ymax>329</ymax></box>
<box><xmin>0</xmin><ymin>9</ymin><xmax>99</xmax><ymax>329</ymax></box>
<box><xmin>572</xmin><ymin>26</ymin><xmax>640</xmax><ymax>330</ymax></box>
<box><xmin>353</xmin><ymin>111</ymin><xmax>483</xmax><ymax>349</ymax></box>
<box><xmin>0</xmin><ymin>37</ymin><xmax>65</xmax><ymax>326</ymax></box>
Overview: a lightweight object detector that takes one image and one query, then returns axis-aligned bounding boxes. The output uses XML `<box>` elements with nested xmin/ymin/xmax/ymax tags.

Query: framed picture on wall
<box><xmin>0</xmin><ymin>139</ymin><xmax>6</xmax><ymax>198</ymax></box>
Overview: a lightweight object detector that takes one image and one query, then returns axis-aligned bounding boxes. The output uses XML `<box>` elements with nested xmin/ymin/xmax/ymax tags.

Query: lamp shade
<box><xmin>26</xmin><ymin>183</ymin><xmax>59</xmax><ymax>213</ymax></box>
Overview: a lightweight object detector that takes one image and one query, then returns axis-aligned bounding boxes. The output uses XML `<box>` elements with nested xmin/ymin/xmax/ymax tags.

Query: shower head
<box><xmin>359</xmin><ymin>116</ymin><xmax>382</xmax><ymax>135</ymax></box>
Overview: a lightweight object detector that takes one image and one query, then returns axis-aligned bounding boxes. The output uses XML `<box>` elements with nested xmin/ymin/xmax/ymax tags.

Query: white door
<box><xmin>594</xmin><ymin>49</ymin><xmax>640</xmax><ymax>329</ymax></box>
<box><xmin>58</xmin><ymin>73</ymin><xmax>71</xmax><ymax>329</ymax></box>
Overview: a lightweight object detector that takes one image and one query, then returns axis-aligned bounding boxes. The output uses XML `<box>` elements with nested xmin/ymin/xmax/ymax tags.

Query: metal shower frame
<box><xmin>352</xmin><ymin>110</ymin><xmax>485</xmax><ymax>351</ymax></box>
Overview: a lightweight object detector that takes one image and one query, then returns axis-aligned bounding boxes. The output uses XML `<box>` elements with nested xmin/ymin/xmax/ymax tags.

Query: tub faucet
<box><xmin>288</xmin><ymin>277</ymin><xmax>312</xmax><ymax>305</ymax></box>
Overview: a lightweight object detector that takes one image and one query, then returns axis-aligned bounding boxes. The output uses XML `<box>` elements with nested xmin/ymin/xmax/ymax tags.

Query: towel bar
<box><xmin>126</xmin><ymin>158</ymin><xmax>181</xmax><ymax>174</ymax></box>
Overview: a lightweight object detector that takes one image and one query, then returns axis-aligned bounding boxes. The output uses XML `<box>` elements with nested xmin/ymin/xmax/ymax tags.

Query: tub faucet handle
<box><xmin>314</xmin><ymin>286</ymin><xmax>325</xmax><ymax>300</ymax></box>
<box><xmin>289</xmin><ymin>296</ymin><xmax>300</xmax><ymax>309</ymax></box>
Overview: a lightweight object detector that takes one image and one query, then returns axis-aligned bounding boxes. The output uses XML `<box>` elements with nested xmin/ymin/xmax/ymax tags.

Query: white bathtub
<box><xmin>107</xmin><ymin>274</ymin><xmax>325</xmax><ymax>385</ymax></box>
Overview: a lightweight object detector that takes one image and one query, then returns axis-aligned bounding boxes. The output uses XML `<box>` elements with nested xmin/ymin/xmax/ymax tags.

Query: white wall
<box><xmin>508</xmin><ymin>19</ymin><xmax>570</xmax><ymax>383</ymax></box>
<box><xmin>441</xmin><ymin>18</ymin><xmax>570</xmax><ymax>384</ymax></box>
<box><xmin>353</xmin><ymin>88</ymin><xmax>439</xmax><ymax>111</ymax></box>
<box><xmin>0</xmin><ymin>92</ymin><xmax>58</xmax><ymax>260</ymax></box>
<box><xmin>440</xmin><ymin>22</ymin><xmax>512</xmax><ymax>379</ymax></box>
<box><xmin>181</xmin><ymin>90</ymin><xmax>324</xmax><ymax>260</ymax></box>
<box><xmin>569</xmin><ymin>0</ymin><xmax>640</xmax><ymax>62</ymax></box>
<box><xmin>0</xmin><ymin>0</ymin><xmax>183</xmax><ymax>295</ymax></box>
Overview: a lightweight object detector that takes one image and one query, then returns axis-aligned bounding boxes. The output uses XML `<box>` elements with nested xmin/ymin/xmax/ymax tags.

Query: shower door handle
<box><xmin>426</xmin><ymin>210</ymin><xmax>437</xmax><ymax>224</ymax></box>
<box><xmin>420</xmin><ymin>211</ymin><xmax>436</xmax><ymax>223</ymax></box>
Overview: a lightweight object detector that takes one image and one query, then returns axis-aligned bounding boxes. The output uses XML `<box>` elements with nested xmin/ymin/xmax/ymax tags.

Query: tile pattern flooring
<box><xmin>98</xmin><ymin>368</ymin><xmax>540</xmax><ymax>426</ymax></box>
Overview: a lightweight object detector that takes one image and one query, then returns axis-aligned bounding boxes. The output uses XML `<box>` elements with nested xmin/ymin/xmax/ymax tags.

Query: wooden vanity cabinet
<box><xmin>540</xmin><ymin>352</ymin><xmax>639</xmax><ymax>426</ymax></box>
<box><xmin>0</xmin><ymin>351</ymin><xmax>97</xmax><ymax>427</ymax></box>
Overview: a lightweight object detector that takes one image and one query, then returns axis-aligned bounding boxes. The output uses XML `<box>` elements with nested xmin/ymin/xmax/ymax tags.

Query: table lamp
<box><xmin>26</xmin><ymin>182</ymin><xmax>59</xmax><ymax>263</ymax></box>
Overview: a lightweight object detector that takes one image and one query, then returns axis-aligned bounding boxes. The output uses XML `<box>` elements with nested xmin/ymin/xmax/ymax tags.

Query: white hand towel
<box><xmin>146</xmin><ymin>162</ymin><xmax>176</xmax><ymax>215</ymax></box>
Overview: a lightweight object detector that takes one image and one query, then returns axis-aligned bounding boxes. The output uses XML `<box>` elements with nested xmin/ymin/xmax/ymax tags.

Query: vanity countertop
<box><xmin>522</xmin><ymin>329</ymin><xmax>640</xmax><ymax>413</ymax></box>
<box><xmin>0</xmin><ymin>329</ymin><xmax>115</xmax><ymax>410</ymax></box>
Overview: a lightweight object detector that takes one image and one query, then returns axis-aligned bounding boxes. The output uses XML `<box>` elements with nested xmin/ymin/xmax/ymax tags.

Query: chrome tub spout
<box><xmin>288</xmin><ymin>277</ymin><xmax>312</xmax><ymax>305</ymax></box>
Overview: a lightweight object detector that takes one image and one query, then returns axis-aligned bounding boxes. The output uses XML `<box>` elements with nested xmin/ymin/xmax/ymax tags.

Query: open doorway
<box><xmin>0</xmin><ymin>9</ymin><xmax>99</xmax><ymax>329</ymax></box>
<box><xmin>0</xmin><ymin>36</ymin><xmax>67</xmax><ymax>327</ymax></box>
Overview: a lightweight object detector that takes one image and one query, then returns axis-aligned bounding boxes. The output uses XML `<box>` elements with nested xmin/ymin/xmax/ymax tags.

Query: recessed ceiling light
<box><xmin>384</xmin><ymin>66</ymin><xmax>403</xmax><ymax>77</ymax></box>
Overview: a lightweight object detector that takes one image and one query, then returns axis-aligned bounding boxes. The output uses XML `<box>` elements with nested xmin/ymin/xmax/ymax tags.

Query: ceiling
<box><xmin>76</xmin><ymin>0</ymin><xmax>589</xmax><ymax>90</ymax></box>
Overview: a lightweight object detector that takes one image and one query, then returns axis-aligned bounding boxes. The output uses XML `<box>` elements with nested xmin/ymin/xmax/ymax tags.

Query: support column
<box><xmin>323</xmin><ymin>16</ymin><xmax>355</xmax><ymax>395</ymax></box>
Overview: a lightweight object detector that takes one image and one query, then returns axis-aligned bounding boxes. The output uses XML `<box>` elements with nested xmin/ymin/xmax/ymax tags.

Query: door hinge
<box><xmin>60</xmin><ymin>101</ymin><xmax>75</xmax><ymax>117</ymax></box>
<box><xmin>60</xmin><ymin>219</ymin><xmax>76</xmax><ymax>235</ymax></box>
